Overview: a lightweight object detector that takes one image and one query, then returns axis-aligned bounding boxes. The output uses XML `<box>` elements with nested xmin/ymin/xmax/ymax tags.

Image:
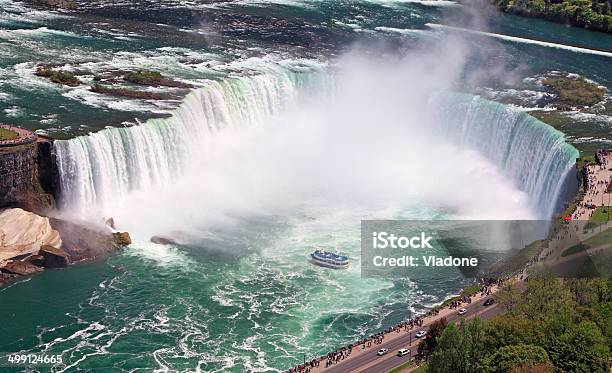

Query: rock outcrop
<box><xmin>1</xmin><ymin>261</ymin><xmax>43</xmax><ymax>276</ymax></box>
<box><xmin>150</xmin><ymin>235</ymin><xmax>179</xmax><ymax>245</ymax></box>
<box><xmin>124</xmin><ymin>70</ymin><xmax>192</xmax><ymax>88</ymax></box>
<box><xmin>0</xmin><ymin>208</ymin><xmax>61</xmax><ymax>261</ymax></box>
<box><xmin>35</xmin><ymin>67</ymin><xmax>81</xmax><ymax>87</ymax></box>
<box><xmin>31</xmin><ymin>0</ymin><xmax>77</xmax><ymax>10</ymax></box>
<box><xmin>39</xmin><ymin>245</ymin><xmax>69</xmax><ymax>268</ymax></box>
<box><xmin>105</xmin><ymin>217</ymin><xmax>115</xmax><ymax>230</ymax></box>
<box><xmin>113</xmin><ymin>232</ymin><xmax>132</xmax><ymax>246</ymax></box>
<box><xmin>49</xmin><ymin>218</ymin><xmax>131</xmax><ymax>262</ymax></box>
<box><xmin>90</xmin><ymin>84</ymin><xmax>172</xmax><ymax>100</ymax></box>
<box><xmin>0</xmin><ymin>209</ymin><xmax>131</xmax><ymax>286</ymax></box>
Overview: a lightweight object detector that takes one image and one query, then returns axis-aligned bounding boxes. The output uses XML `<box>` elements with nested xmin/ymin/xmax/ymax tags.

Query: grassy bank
<box><xmin>590</xmin><ymin>206</ymin><xmax>612</xmax><ymax>221</ymax></box>
<box><xmin>0</xmin><ymin>128</ymin><xmax>18</xmax><ymax>141</ymax></box>
<box><xmin>386</xmin><ymin>361</ymin><xmax>427</xmax><ymax>373</ymax></box>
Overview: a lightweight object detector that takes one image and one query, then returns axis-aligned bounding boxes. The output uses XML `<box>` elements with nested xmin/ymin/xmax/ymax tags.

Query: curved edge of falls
<box><xmin>54</xmin><ymin>68</ymin><xmax>334</xmax><ymax>214</ymax></box>
<box><xmin>53</xmin><ymin>72</ymin><xmax>579</xmax><ymax>221</ymax></box>
<box><xmin>430</xmin><ymin>92</ymin><xmax>579</xmax><ymax>219</ymax></box>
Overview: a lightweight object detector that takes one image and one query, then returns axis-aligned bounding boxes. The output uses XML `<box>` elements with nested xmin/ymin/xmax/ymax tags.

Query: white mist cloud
<box><xmin>108</xmin><ymin>36</ymin><xmax>537</xmax><ymax>240</ymax></box>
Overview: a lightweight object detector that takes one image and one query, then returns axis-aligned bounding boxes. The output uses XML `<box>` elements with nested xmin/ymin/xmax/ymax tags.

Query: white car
<box><xmin>458</xmin><ymin>308</ymin><xmax>467</xmax><ymax>315</ymax></box>
<box><xmin>415</xmin><ymin>330</ymin><xmax>427</xmax><ymax>338</ymax></box>
<box><xmin>377</xmin><ymin>348</ymin><xmax>388</xmax><ymax>356</ymax></box>
<box><xmin>397</xmin><ymin>348</ymin><xmax>410</xmax><ymax>357</ymax></box>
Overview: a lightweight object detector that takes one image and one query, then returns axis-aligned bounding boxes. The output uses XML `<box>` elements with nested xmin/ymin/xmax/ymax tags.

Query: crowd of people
<box><xmin>524</xmin><ymin>149</ymin><xmax>612</xmax><ymax>267</ymax></box>
<box><xmin>448</xmin><ymin>296</ymin><xmax>470</xmax><ymax>309</ymax></box>
<box><xmin>284</xmin><ymin>278</ymin><xmax>503</xmax><ymax>373</ymax></box>
<box><xmin>595</xmin><ymin>149</ymin><xmax>611</xmax><ymax>166</ymax></box>
<box><xmin>574</xmin><ymin>150</ymin><xmax>612</xmax><ymax>220</ymax></box>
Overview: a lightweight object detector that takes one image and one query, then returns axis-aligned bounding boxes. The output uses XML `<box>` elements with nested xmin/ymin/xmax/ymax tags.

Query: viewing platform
<box><xmin>572</xmin><ymin>149</ymin><xmax>612</xmax><ymax>220</ymax></box>
<box><xmin>0</xmin><ymin>124</ymin><xmax>38</xmax><ymax>148</ymax></box>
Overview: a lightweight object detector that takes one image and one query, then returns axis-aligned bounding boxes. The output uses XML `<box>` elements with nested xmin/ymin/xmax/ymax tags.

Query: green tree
<box><xmin>417</xmin><ymin>317</ymin><xmax>448</xmax><ymax>361</ymax></box>
<box><xmin>595</xmin><ymin>301</ymin><xmax>612</xmax><ymax>350</ymax></box>
<box><xmin>517</xmin><ymin>276</ymin><xmax>576</xmax><ymax>321</ymax></box>
<box><xmin>496</xmin><ymin>283</ymin><xmax>522</xmax><ymax>315</ymax></box>
<box><xmin>428</xmin><ymin>318</ymin><xmax>486</xmax><ymax>373</ymax></box>
<box><xmin>478</xmin><ymin>344</ymin><xmax>550</xmax><ymax>373</ymax></box>
<box><xmin>545</xmin><ymin>321</ymin><xmax>609</xmax><ymax>373</ymax></box>
<box><xmin>566</xmin><ymin>278</ymin><xmax>606</xmax><ymax>306</ymax></box>
<box><xmin>509</xmin><ymin>362</ymin><xmax>554</xmax><ymax>373</ymax></box>
<box><xmin>482</xmin><ymin>316</ymin><xmax>544</xmax><ymax>351</ymax></box>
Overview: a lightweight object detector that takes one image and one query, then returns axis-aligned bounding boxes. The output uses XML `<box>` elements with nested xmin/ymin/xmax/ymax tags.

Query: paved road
<box><xmin>322</xmin><ymin>299</ymin><xmax>502</xmax><ymax>373</ymax></box>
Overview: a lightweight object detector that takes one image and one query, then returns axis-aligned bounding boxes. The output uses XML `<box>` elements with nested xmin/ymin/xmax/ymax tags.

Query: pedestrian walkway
<box><xmin>286</xmin><ymin>279</ymin><xmax>504</xmax><ymax>373</ymax></box>
<box><xmin>572</xmin><ymin>150</ymin><xmax>612</xmax><ymax>220</ymax></box>
<box><xmin>0</xmin><ymin>124</ymin><xmax>37</xmax><ymax>147</ymax></box>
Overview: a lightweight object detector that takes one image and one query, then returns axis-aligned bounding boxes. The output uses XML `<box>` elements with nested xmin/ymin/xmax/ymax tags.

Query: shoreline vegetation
<box><xmin>35</xmin><ymin>66</ymin><xmax>81</xmax><ymax>87</ymax></box>
<box><xmin>541</xmin><ymin>73</ymin><xmax>606</xmax><ymax>110</ymax></box>
<box><xmin>419</xmin><ymin>276</ymin><xmax>611</xmax><ymax>373</ymax></box>
<box><xmin>396</xmin><ymin>155</ymin><xmax>612</xmax><ymax>373</ymax></box>
<box><xmin>300</xmin><ymin>155</ymin><xmax>610</xmax><ymax>373</ymax></box>
<box><xmin>30</xmin><ymin>0</ymin><xmax>612</xmax><ymax>35</ymax></box>
<box><xmin>492</xmin><ymin>0</ymin><xmax>612</xmax><ymax>34</ymax></box>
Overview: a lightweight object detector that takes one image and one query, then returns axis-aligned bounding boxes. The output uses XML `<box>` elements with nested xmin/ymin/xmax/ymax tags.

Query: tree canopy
<box><xmin>425</xmin><ymin>278</ymin><xmax>611</xmax><ymax>373</ymax></box>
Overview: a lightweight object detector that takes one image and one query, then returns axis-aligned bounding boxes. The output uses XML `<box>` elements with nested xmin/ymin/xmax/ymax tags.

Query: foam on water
<box><xmin>123</xmin><ymin>241</ymin><xmax>199</xmax><ymax>269</ymax></box>
<box><xmin>371</xmin><ymin>0</ymin><xmax>459</xmax><ymax>7</ymax></box>
<box><xmin>427</xmin><ymin>23</ymin><xmax>612</xmax><ymax>58</ymax></box>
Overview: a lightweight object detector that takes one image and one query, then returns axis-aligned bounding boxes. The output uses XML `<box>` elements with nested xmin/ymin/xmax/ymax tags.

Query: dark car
<box><xmin>483</xmin><ymin>298</ymin><xmax>495</xmax><ymax>306</ymax></box>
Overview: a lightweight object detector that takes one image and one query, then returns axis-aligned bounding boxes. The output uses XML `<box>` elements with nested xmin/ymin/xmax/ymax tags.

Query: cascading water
<box><xmin>431</xmin><ymin>92</ymin><xmax>579</xmax><ymax>219</ymax></box>
<box><xmin>54</xmin><ymin>69</ymin><xmax>577</xmax><ymax>222</ymax></box>
<box><xmin>55</xmin><ymin>69</ymin><xmax>334</xmax><ymax>215</ymax></box>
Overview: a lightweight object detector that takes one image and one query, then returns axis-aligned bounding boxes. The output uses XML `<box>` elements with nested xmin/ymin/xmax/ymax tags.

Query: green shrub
<box><xmin>35</xmin><ymin>66</ymin><xmax>81</xmax><ymax>86</ymax></box>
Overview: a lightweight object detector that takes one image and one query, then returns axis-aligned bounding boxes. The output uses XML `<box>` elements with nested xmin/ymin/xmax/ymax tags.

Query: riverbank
<box><xmin>286</xmin><ymin>279</ymin><xmax>504</xmax><ymax>373</ymax></box>
<box><xmin>288</xmin><ymin>146</ymin><xmax>607</xmax><ymax>373</ymax></box>
<box><xmin>573</xmin><ymin>150</ymin><xmax>612</xmax><ymax>219</ymax></box>
<box><xmin>0</xmin><ymin>124</ymin><xmax>132</xmax><ymax>287</ymax></box>
<box><xmin>0</xmin><ymin>208</ymin><xmax>132</xmax><ymax>286</ymax></box>
<box><xmin>491</xmin><ymin>0</ymin><xmax>612</xmax><ymax>35</ymax></box>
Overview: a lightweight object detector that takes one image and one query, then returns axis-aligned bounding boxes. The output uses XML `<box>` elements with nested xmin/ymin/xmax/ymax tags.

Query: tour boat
<box><xmin>310</xmin><ymin>250</ymin><xmax>350</xmax><ymax>269</ymax></box>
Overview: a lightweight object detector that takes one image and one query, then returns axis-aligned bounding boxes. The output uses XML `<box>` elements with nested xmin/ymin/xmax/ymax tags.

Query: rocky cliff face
<box><xmin>0</xmin><ymin>134</ymin><xmax>131</xmax><ymax>286</ymax></box>
<box><xmin>0</xmin><ymin>208</ymin><xmax>62</xmax><ymax>262</ymax></box>
<box><xmin>49</xmin><ymin>218</ymin><xmax>131</xmax><ymax>262</ymax></box>
<box><xmin>0</xmin><ymin>208</ymin><xmax>64</xmax><ymax>284</ymax></box>
<box><xmin>0</xmin><ymin>141</ymin><xmax>57</xmax><ymax>213</ymax></box>
<box><xmin>0</xmin><ymin>208</ymin><xmax>132</xmax><ymax>285</ymax></box>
